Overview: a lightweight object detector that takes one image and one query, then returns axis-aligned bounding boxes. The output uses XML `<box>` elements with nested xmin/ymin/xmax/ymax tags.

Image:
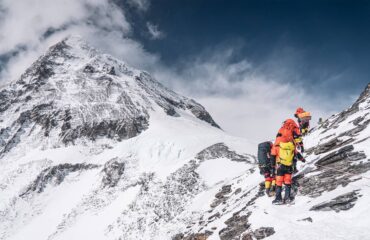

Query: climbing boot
<box><xmin>265</xmin><ymin>188</ymin><xmax>270</xmax><ymax>196</ymax></box>
<box><xmin>283</xmin><ymin>185</ymin><xmax>293</xmax><ymax>203</ymax></box>
<box><xmin>272</xmin><ymin>186</ymin><xmax>283</xmax><ymax>205</ymax></box>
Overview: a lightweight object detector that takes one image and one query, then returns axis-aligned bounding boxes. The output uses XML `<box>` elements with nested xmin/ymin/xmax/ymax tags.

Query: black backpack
<box><xmin>257</xmin><ymin>141</ymin><xmax>272</xmax><ymax>169</ymax></box>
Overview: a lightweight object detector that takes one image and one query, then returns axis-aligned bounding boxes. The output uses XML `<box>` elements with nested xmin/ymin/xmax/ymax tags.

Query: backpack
<box><xmin>278</xmin><ymin>142</ymin><xmax>295</xmax><ymax>166</ymax></box>
<box><xmin>277</xmin><ymin>119</ymin><xmax>297</xmax><ymax>142</ymax></box>
<box><xmin>257</xmin><ymin>141</ymin><xmax>272</xmax><ymax>169</ymax></box>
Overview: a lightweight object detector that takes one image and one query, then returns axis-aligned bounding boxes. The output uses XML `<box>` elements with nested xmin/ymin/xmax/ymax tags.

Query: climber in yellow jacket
<box><xmin>271</xmin><ymin>119</ymin><xmax>306</xmax><ymax>205</ymax></box>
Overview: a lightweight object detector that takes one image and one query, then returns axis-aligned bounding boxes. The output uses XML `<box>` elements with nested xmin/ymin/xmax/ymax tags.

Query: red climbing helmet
<box><xmin>295</xmin><ymin>107</ymin><xmax>304</xmax><ymax>117</ymax></box>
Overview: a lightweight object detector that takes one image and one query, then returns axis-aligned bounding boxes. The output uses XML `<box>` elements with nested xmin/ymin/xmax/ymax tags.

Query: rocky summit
<box><xmin>0</xmin><ymin>37</ymin><xmax>370</xmax><ymax>240</ymax></box>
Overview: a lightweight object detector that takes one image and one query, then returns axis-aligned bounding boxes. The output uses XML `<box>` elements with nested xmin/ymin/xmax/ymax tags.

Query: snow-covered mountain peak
<box><xmin>0</xmin><ymin>36</ymin><xmax>219</xmax><ymax>154</ymax></box>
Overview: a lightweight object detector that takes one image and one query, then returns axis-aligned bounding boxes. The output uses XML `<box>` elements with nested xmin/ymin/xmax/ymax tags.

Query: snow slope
<box><xmin>0</xmin><ymin>36</ymin><xmax>370</xmax><ymax>240</ymax></box>
<box><xmin>177</xmin><ymin>84</ymin><xmax>370</xmax><ymax>240</ymax></box>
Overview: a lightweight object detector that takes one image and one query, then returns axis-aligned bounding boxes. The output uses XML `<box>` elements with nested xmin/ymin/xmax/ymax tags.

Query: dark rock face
<box><xmin>312</xmin><ymin>138</ymin><xmax>355</xmax><ymax>155</ymax></box>
<box><xmin>242</xmin><ymin>227</ymin><xmax>275</xmax><ymax>240</ymax></box>
<box><xmin>16</xmin><ymin>40</ymin><xmax>72</xmax><ymax>90</ymax></box>
<box><xmin>298</xmin><ymin>159</ymin><xmax>370</xmax><ymax>197</ymax></box>
<box><xmin>0</xmin><ymin>89</ymin><xmax>16</xmax><ymax>113</ymax></box>
<box><xmin>322</xmin><ymin>83</ymin><xmax>370</xmax><ymax>129</ymax></box>
<box><xmin>0</xmin><ymin>100</ymin><xmax>149</xmax><ymax>154</ymax></box>
<box><xmin>135</xmin><ymin>72</ymin><xmax>220</xmax><ymax>128</ymax></box>
<box><xmin>219</xmin><ymin>213</ymin><xmax>251</xmax><ymax>240</ymax></box>
<box><xmin>215</xmin><ymin>185</ymin><xmax>232</xmax><ymax>199</ymax></box>
<box><xmin>186</xmin><ymin>101</ymin><xmax>220</xmax><ymax>128</ymax></box>
<box><xmin>172</xmin><ymin>232</ymin><xmax>211</xmax><ymax>240</ymax></box>
<box><xmin>101</xmin><ymin>158</ymin><xmax>125</xmax><ymax>188</ymax></box>
<box><xmin>298</xmin><ymin>217</ymin><xmax>313</xmax><ymax>222</ymax></box>
<box><xmin>310</xmin><ymin>190</ymin><xmax>361</xmax><ymax>212</ymax></box>
<box><xmin>60</xmin><ymin>116</ymin><xmax>149</xmax><ymax>144</ymax></box>
<box><xmin>196</xmin><ymin>143</ymin><xmax>252</xmax><ymax>163</ymax></box>
<box><xmin>297</xmin><ymin>110</ymin><xmax>369</xmax><ymax>197</ymax></box>
<box><xmin>315</xmin><ymin>145</ymin><xmax>355</xmax><ymax>166</ymax></box>
<box><xmin>211</xmin><ymin>185</ymin><xmax>232</xmax><ymax>208</ymax></box>
<box><xmin>0</xmin><ymin>103</ymin><xmax>59</xmax><ymax>154</ymax></box>
<box><xmin>20</xmin><ymin>163</ymin><xmax>99</xmax><ymax>196</ymax></box>
<box><xmin>217</xmin><ymin>185</ymin><xmax>266</xmax><ymax>240</ymax></box>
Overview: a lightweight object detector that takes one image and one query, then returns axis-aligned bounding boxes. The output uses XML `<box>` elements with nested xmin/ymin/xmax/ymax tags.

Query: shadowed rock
<box><xmin>60</xmin><ymin>116</ymin><xmax>149</xmax><ymax>144</ymax></box>
<box><xmin>310</xmin><ymin>190</ymin><xmax>361</xmax><ymax>212</ymax></box>
<box><xmin>315</xmin><ymin>145</ymin><xmax>355</xmax><ymax>166</ymax></box>
<box><xmin>211</xmin><ymin>185</ymin><xmax>232</xmax><ymax>208</ymax></box>
<box><xmin>298</xmin><ymin>217</ymin><xmax>313</xmax><ymax>222</ymax></box>
<box><xmin>196</xmin><ymin>143</ymin><xmax>252</xmax><ymax>163</ymax></box>
<box><xmin>101</xmin><ymin>158</ymin><xmax>125</xmax><ymax>187</ymax></box>
<box><xmin>298</xmin><ymin>160</ymin><xmax>370</xmax><ymax>197</ymax></box>
<box><xmin>323</xmin><ymin>83</ymin><xmax>370</xmax><ymax>129</ymax></box>
<box><xmin>242</xmin><ymin>227</ymin><xmax>275</xmax><ymax>240</ymax></box>
<box><xmin>219</xmin><ymin>213</ymin><xmax>251</xmax><ymax>240</ymax></box>
<box><xmin>313</xmin><ymin>138</ymin><xmax>355</xmax><ymax>155</ymax></box>
<box><xmin>135</xmin><ymin>72</ymin><xmax>220</xmax><ymax>128</ymax></box>
<box><xmin>20</xmin><ymin>163</ymin><xmax>99</xmax><ymax>196</ymax></box>
<box><xmin>172</xmin><ymin>232</ymin><xmax>212</xmax><ymax>240</ymax></box>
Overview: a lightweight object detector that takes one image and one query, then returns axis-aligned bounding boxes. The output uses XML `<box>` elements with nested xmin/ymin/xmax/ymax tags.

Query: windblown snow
<box><xmin>0</xmin><ymin>36</ymin><xmax>369</xmax><ymax>240</ymax></box>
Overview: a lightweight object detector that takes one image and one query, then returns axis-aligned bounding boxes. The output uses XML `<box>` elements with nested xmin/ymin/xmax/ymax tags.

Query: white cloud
<box><xmin>126</xmin><ymin>0</ymin><xmax>150</xmax><ymax>11</ymax></box>
<box><xmin>150</xmin><ymin>48</ymin><xmax>348</xmax><ymax>143</ymax></box>
<box><xmin>146</xmin><ymin>22</ymin><xmax>165</xmax><ymax>40</ymax></box>
<box><xmin>0</xmin><ymin>0</ymin><xmax>157</xmax><ymax>82</ymax></box>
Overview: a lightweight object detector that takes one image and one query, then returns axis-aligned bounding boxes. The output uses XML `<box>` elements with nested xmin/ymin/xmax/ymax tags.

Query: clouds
<box><xmin>0</xmin><ymin>0</ymin><xmax>157</xmax><ymax>82</ymax></box>
<box><xmin>151</xmin><ymin>47</ymin><xmax>344</xmax><ymax>143</ymax></box>
<box><xmin>126</xmin><ymin>0</ymin><xmax>150</xmax><ymax>11</ymax></box>
<box><xmin>146</xmin><ymin>22</ymin><xmax>165</xmax><ymax>40</ymax></box>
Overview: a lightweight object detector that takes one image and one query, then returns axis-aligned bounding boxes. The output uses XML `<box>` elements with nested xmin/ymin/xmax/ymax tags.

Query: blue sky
<box><xmin>124</xmin><ymin>0</ymin><xmax>370</xmax><ymax>98</ymax></box>
<box><xmin>0</xmin><ymin>0</ymin><xmax>368</xmax><ymax>141</ymax></box>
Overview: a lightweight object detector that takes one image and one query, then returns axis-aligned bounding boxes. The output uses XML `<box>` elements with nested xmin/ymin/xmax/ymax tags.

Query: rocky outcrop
<box><xmin>298</xmin><ymin>159</ymin><xmax>370</xmax><ymax>197</ymax></box>
<box><xmin>313</xmin><ymin>138</ymin><xmax>355</xmax><ymax>155</ymax></box>
<box><xmin>113</xmin><ymin>160</ymin><xmax>206</xmax><ymax>239</ymax></box>
<box><xmin>179</xmin><ymin>182</ymin><xmax>269</xmax><ymax>240</ymax></box>
<box><xmin>196</xmin><ymin>143</ymin><xmax>252</xmax><ymax>163</ymax></box>
<box><xmin>219</xmin><ymin>213</ymin><xmax>250</xmax><ymax>240</ymax></box>
<box><xmin>60</xmin><ymin>116</ymin><xmax>149</xmax><ymax>144</ymax></box>
<box><xmin>173</xmin><ymin>232</ymin><xmax>212</xmax><ymax>240</ymax></box>
<box><xmin>242</xmin><ymin>227</ymin><xmax>275</xmax><ymax>240</ymax></box>
<box><xmin>210</xmin><ymin>185</ymin><xmax>232</xmax><ymax>208</ymax></box>
<box><xmin>135</xmin><ymin>72</ymin><xmax>220</xmax><ymax>128</ymax></box>
<box><xmin>315</xmin><ymin>145</ymin><xmax>354</xmax><ymax>166</ymax></box>
<box><xmin>310</xmin><ymin>190</ymin><xmax>361</xmax><ymax>212</ymax></box>
<box><xmin>20</xmin><ymin>163</ymin><xmax>99</xmax><ymax>196</ymax></box>
<box><xmin>101</xmin><ymin>158</ymin><xmax>125</xmax><ymax>188</ymax></box>
<box><xmin>322</xmin><ymin>83</ymin><xmax>370</xmax><ymax>129</ymax></box>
